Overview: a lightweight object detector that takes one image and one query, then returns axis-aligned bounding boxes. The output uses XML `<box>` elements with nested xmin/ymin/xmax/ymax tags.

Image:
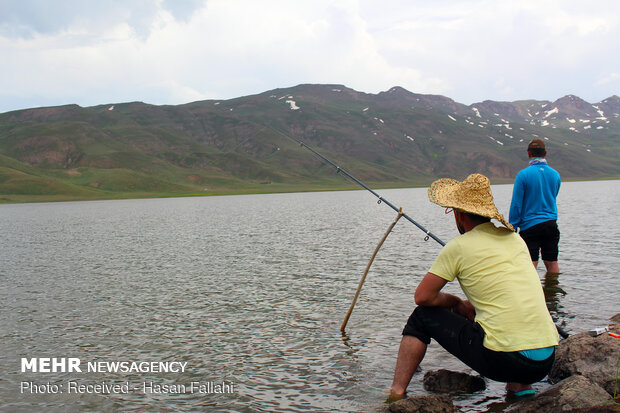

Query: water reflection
<box><xmin>542</xmin><ymin>271</ymin><xmax>571</xmax><ymax>339</ymax></box>
<box><xmin>340</xmin><ymin>331</ymin><xmax>360</xmax><ymax>358</ymax></box>
<box><xmin>542</xmin><ymin>272</ymin><xmax>567</xmax><ymax>321</ymax></box>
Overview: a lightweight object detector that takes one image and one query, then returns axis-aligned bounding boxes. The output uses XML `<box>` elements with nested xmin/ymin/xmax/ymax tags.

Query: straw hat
<box><xmin>428</xmin><ymin>173</ymin><xmax>514</xmax><ymax>231</ymax></box>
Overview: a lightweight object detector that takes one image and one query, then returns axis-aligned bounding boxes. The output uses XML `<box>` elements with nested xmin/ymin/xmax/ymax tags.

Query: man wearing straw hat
<box><xmin>509</xmin><ymin>139</ymin><xmax>561</xmax><ymax>273</ymax></box>
<box><xmin>389</xmin><ymin>174</ymin><xmax>558</xmax><ymax>400</ymax></box>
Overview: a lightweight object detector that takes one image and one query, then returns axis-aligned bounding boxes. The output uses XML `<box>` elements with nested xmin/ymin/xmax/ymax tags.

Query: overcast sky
<box><xmin>1</xmin><ymin>0</ymin><xmax>618</xmax><ymax>113</ymax></box>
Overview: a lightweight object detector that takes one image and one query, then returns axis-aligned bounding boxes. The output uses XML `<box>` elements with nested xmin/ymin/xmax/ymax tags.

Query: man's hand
<box><xmin>415</xmin><ymin>273</ymin><xmax>476</xmax><ymax>321</ymax></box>
<box><xmin>452</xmin><ymin>299</ymin><xmax>475</xmax><ymax>321</ymax></box>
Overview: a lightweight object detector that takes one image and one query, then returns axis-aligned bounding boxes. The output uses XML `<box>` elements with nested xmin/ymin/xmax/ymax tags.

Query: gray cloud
<box><xmin>161</xmin><ymin>0</ymin><xmax>206</xmax><ymax>22</ymax></box>
<box><xmin>0</xmin><ymin>0</ymin><xmax>618</xmax><ymax>113</ymax></box>
<box><xmin>0</xmin><ymin>0</ymin><xmax>205</xmax><ymax>38</ymax></box>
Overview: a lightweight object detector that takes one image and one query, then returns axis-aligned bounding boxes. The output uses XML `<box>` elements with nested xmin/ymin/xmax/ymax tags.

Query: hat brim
<box><xmin>428</xmin><ymin>176</ymin><xmax>514</xmax><ymax>231</ymax></box>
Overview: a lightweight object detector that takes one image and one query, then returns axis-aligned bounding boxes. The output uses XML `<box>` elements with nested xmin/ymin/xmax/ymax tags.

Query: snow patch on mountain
<box><xmin>544</xmin><ymin>107</ymin><xmax>558</xmax><ymax>118</ymax></box>
<box><xmin>286</xmin><ymin>100</ymin><xmax>300</xmax><ymax>110</ymax></box>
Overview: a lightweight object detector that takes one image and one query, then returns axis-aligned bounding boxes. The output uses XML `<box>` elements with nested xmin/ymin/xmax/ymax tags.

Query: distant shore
<box><xmin>0</xmin><ymin>176</ymin><xmax>618</xmax><ymax>205</ymax></box>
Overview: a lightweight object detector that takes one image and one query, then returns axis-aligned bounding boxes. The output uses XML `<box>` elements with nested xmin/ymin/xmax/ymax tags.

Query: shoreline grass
<box><xmin>0</xmin><ymin>176</ymin><xmax>618</xmax><ymax>205</ymax></box>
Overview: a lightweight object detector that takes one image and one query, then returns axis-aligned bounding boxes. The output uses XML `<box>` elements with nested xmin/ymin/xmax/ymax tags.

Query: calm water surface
<box><xmin>1</xmin><ymin>180</ymin><xmax>618</xmax><ymax>412</ymax></box>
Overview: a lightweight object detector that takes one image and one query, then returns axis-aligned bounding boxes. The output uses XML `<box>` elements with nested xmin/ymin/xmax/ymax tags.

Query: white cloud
<box><xmin>596</xmin><ymin>72</ymin><xmax>620</xmax><ymax>86</ymax></box>
<box><xmin>0</xmin><ymin>0</ymin><xmax>618</xmax><ymax>113</ymax></box>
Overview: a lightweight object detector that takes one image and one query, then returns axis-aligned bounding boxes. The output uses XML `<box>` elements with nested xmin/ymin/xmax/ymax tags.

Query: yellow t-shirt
<box><xmin>429</xmin><ymin>222</ymin><xmax>559</xmax><ymax>352</ymax></box>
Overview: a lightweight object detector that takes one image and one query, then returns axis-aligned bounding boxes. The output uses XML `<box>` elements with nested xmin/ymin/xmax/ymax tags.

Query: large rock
<box><xmin>382</xmin><ymin>395</ymin><xmax>457</xmax><ymax>413</ymax></box>
<box><xmin>506</xmin><ymin>375</ymin><xmax>613</xmax><ymax>412</ymax></box>
<box><xmin>423</xmin><ymin>369</ymin><xmax>486</xmax><ymax>393</ymax></box>
<box><xmin>381</xmin><ymin>314</ymin><xmax>620</xmax><ymax>412</ymax></box>
<box><xmin>549</xmin><ymin>314</ymin><xmax>620</xmax><ymax>396</ymax></box>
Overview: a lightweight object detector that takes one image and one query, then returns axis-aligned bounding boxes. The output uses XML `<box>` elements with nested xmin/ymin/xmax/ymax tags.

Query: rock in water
<box><xmin>506</xmin><ymin>375</ymin><xmax>613</xmax><ymax>412</ymax></box>
<box><xmin>382</xmin><ymin>395</ymin><xmax>457</xmax><ymax>413</ymax></box>
<box><xmin>422</xmin><ymin>369</ymin><xmax>486</xmax><ymax>393</ymax></box>
<box><xmin>548</xmin><ymin>314</ymin><xmax>620</xmax><ymax>396</ymax></box>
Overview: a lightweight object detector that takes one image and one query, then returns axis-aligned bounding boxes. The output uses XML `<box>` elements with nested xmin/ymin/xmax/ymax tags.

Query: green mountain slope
<box><xmin>0</xmin><ymin>85</ymin><xmax>618</xmax><ymax>202</ymax></box>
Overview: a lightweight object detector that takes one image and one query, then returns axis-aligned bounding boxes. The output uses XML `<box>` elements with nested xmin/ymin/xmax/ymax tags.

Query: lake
<box><xmin>1</xmin><ymin>180</ymin><xmax>618</xmax><ymax>412</ymax></box>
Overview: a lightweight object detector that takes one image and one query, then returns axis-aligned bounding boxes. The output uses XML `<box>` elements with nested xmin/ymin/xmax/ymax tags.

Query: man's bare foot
<box><xmin>383</xmin><ymin>388</ymin><xmax>406</xmax><ymax>403</ymax></box>
<box><xmin>506</xmin><ymin>382</ymin><xmax>535</xmax><ymax>397</ymax></box>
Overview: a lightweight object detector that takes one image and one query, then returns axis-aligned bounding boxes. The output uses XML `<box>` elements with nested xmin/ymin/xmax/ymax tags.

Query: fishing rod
<box><xmin>281</xmin><ymin>133</ymin><xmax>445</xmax><ymax>246</ymax></box>
<box><xmin>280</xmin><ymin>131</ymin><xmax>572</xmax><ymax>338</ymax></box>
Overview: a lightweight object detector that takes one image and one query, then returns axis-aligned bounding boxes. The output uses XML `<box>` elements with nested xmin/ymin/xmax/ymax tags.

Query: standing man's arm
<box><xmin>509</xmin><ymin>173</ymin><xmax>525</xmax><ymax>230</ymax></box>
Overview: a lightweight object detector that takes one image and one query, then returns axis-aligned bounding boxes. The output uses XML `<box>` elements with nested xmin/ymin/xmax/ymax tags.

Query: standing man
<box><xmin>509</xmin><ymin>139</ymin><xmax>561</xmax><ymax>273</ymax></box>
<box><xmin>389</xmin><ymin>174</ymin><xmax>558</xmax><ymax>400</ymax></box>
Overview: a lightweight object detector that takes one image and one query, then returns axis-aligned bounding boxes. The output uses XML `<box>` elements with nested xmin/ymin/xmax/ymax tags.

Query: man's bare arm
<box><xmin>414</xmin><ymin>272</ymin><xmax>475</xmax><ymax>320</ymax></box>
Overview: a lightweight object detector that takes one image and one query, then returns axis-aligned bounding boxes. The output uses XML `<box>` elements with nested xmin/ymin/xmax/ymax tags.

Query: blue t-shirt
<box><xmin>509</xmin><ymin>160</ymin><xmax>561</xmax><ymax>231</ymax></box>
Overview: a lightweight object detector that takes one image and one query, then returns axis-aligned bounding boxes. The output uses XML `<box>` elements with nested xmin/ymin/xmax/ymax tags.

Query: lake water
<box><xmin>1</xmin><ymin>180</ymin><xmax>618</xmax><ymax>412</ymax></box>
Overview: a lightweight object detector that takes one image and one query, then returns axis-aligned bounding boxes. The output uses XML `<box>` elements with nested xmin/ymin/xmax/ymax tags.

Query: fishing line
<box><xmin>279</xmin><ymin>132</ymin><xmax>445</xmax><ymax>246</ymax></box>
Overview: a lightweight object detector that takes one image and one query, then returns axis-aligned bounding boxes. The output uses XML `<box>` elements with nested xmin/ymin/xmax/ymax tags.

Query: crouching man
<box><xmin>390</xmin><ymin>174</ymin><xmax>558</xmax><ymax>399</ymax></box>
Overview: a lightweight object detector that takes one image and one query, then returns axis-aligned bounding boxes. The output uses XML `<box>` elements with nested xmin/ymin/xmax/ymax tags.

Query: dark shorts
<box><xmin>519</xmin><ymin>220</ymin><xmax>560</xmax><ymax>262</ymax></box>
<box><xmin>402</xmin><ymin>306</ymin><xmax>555</xmax><ymax>384</ymax></box>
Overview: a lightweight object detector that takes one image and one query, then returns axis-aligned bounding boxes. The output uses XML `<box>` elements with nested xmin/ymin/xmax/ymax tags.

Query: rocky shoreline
<box><xmin>382</xmin><ymin>314</ymin><xmax>620</xmax><ymax>413</ymax></box>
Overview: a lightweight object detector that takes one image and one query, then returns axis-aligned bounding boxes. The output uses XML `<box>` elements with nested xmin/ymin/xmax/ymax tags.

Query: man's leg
<box><xmin>519</xmin><ymin>225</ymin><xmax>541</xmax><ymax>269</ymax></box>
<box><xmin>543</xmin><ymin>260</ymin><xmax>559</xmax><ymax>274</ymax></box>
<box><xmin>389</xmin><ymin>335</ymin><xmax>427</xmax><ymax>398</ymax></box>
<box><xmin>541</xmin><ymin>221</ymin><xmax>560</xmax><ymax>274</ymax></box>
<box><xmin>392</xmin><ymin>306</ymin><xmax>555</xmax><ymax>400</ymax></box>
<box><xmin>390</xmin><ymin>306</ymin><xmax>484</xmax><ymax>399</ymax></box>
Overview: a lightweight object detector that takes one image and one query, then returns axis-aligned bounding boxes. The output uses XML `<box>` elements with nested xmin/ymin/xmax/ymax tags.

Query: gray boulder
<box><xmin>422</xmin><ymin>369</ymin><xmax>486</xmax><ymax>394</ymax></box>
<box><xmin>548</xmin><ymin>314</ymin><xmax>620</xmax><ymax>396</ymax></box>
<box><xmin>381</xmin><ymin>314</ymin><xmax>620</xmax><ymax>412</ymax></box>
<box><xmin>382</xmin><ymin>394</ymin><xmax>457</xmax><ymax>413</ymax></box>
<box><xmin>506</xmin><ymin>375</ymin><xmax>613</xmax><ymax>412</ymax></box>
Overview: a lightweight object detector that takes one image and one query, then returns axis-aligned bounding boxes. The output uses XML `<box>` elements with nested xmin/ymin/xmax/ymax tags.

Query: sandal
<box><xmin>510</xmin><ymin>388</ymin><xmax>536</xmax><ymax>397</ymax></box>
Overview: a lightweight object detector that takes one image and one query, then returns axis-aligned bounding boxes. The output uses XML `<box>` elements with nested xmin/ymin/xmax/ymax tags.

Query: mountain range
<box><xmin>0</xmin><ymin>84</ymin><xmax>618</xmax><ymax>202</ymax></box>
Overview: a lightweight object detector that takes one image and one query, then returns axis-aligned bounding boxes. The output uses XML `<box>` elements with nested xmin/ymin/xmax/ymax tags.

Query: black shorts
<box><xmin>402</xmin><ymin>306</ymin><xmax>554</xmax><ymax>384</ymax></box>
<box><xmin>519</xmin><ymin>220</ymin><xmax>560</xmax><ymax>262</ymax></box>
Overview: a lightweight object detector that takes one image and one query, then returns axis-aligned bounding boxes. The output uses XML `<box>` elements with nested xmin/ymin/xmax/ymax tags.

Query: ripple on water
<box><xmin>1</xmin><ymin>182</ymin><xmax>618</xmax><ymax>412</ymax></box>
